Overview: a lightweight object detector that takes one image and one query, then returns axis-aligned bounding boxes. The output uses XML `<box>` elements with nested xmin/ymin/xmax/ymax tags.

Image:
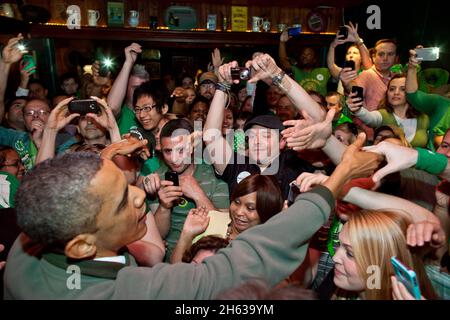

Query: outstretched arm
<box><xmin>203</xmin><ymin>62</ymin><xmax>236</xmax><ymax>175</ymax></box>
<box><xmin>0</xmin><ymin>34</ymin><xmax>24</xmax><ymax>123</ymax></box>
<box><xmin>278</xmin><ymin>31</ymin><xmax>292</xmax><ymax>71</ymax></box>
<box><xmin>246</xmin><ymin>54</ymin><xmax>325</xmax><ymax>122</ymax></box>
<box><xmin>106</xmin><ymin>43</ymin><xmax>142</xmax><ymax>117</ymax></box>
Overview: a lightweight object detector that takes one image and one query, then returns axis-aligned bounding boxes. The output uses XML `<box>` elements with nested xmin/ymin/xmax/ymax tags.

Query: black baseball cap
<box><xmin>243</xmin><ymin>115</ymin><xmax>284</xmax><ymax>132</ymax></box>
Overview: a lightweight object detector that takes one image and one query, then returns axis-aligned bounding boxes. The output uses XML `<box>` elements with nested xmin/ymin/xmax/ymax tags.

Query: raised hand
<box><xmin>345</xmin><ymin>21</ymin><xmax>362</xmax><ymax>43</ymax></box>
<box><xmin>341</xmin><ymin>133</ymin><xmax>383</xmax><ymax>180</ymax></box>
<box><xmin>295</xmin><ymin>172</ymin><xmax>329</xmax><ymax>193</ymax></box>
<box><xmin>181</xmin><ymin>207</ymin><xmax>210</xmax><ymax>238</ymax></box>
<box><xmin>125</xmin><ymin>42</ymin><xmax>142</xmax><ymax>65</ymax></box>
<box><xmin>245</xmin><ymin>53</ymin><xmax>283</xmax><ymax>84</ymax></box>
<box><xmin>1</xmin><ymin>34</ymin><xmax>24</xmax><ymax>64</ymax></box>
<box><xmin>408</xmin><ymin>46</ymin><xmax>423</xmax><ymax>69</ymax></box>
<box><xmin>85</xmin><ymin>96</ymin><xmax>117</xmax><ymax>132</ymax></box>
<box><xmin>339</xmin><ymin>67</ymin><xmax>358</xmax><ymax>86</ymax></box>
<box><xmin>45</xmin><ymin>97</ymin><xmax>79</xmax><ymax>131</ymax></box>
<box><xmin>280</xmin><ymin>30</ymin><xmax>290</xmax><ymax>43</ymax></box>
<box><xmin>346</xmin><ymin>91</ymin><xmax>364</xmax><ymax>113</ymax></box>
<box><xmin>282</xmin><ymin>108</ymin><xmax>335</xmax><ymax>151</ymax></box>
<box><xmin>211</xmin><ymin>48</ymin><xmax>224</xmax><ymax>70</ymax></box>
<box><xmin>217</xmin><ymin>61</ymin><xmax>239</xmax><ymax>85</ymax></box>
<box><xmin>362</xmin><ymin>141</ymin><xmax>418</xmax><ymax>184</ymax></box>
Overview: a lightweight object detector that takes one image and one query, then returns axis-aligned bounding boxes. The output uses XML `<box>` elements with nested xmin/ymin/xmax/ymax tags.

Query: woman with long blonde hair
<box><xmin>333</xmin><ymin>210</ymin><xmax>441</xmax><ymax>300</ymax></box>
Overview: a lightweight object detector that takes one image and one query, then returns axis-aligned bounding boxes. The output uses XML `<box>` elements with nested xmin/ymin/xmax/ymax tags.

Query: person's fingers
<box><xmin>415</xmin><ymin>222</ymin><xmax>425</xmax><ymax>246</ymax></box>
<box><xmin>423</xmin><ymin>222</ymin><xmax>434</xmax><ymax>243</ymax></box>
<box><xmin>391</xmin><ymin>276</ymin><xmax>400</xmax><ymax>300</ymax></box>
<box><xmin>351</xmin><ymin>132</ymin><xmax>367</xmax><ymax>150</ymax></box>
<box><xmin>65</xmin><ymin>113</ymin><xmax>80</xmax><ymax>124</ymax></box>
<box><xmin>372</xmin><ymin>165</ymin><xmax>395</xmax><ymax>184</ymax></box>
<box><xmin>325</xmin><ymin>108</ymin><xmax>336</xmax><ymax>123</ymax></box>
<box><xmin>56</xmin><ymin>96</ymin><xmax>75</xmax><ymax>110</ymax></box>
<box><xmin>397</xmin><ymin>280</ymin><xmax>416</xmax><ymax>300</ymax></box>
<box><xmin>407</xmin><ymin>224</ymin><xmax>417</xmax><ymax>247</ymax></box>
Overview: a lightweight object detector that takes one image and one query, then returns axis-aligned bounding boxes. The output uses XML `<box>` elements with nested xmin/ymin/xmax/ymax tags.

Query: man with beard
<box><xmin>146</xmin><ymin>118</ymin><xmax>229</xmax><ymax>261</ymax></box>
<box><xmin>279</xmin><ymin>31</ymin><xmax>331</xmax><ymax>96</ymax></box>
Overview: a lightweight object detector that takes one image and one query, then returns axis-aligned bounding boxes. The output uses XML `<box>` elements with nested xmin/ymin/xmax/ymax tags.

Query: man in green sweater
<box><xmin>3</xmin><ymin>131</ymin><xmax>379</xmax><ymax>299</ymax></box>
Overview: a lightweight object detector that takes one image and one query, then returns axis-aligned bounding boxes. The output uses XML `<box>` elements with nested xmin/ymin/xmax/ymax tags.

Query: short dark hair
<box><xmin>15</xmin><ymin>152</ymin><xmax>104</xmax><ymax>249</ymax></box>
<box><xmin>188</xmin><ymin>96</ymin><xmax>210</xmax><ymax>114</ymax></box>
<box><xmin>374</xmin><ymin>39</ymin><xmax>398</xmax><ymax>55</ymax></box>
<box><xmin>160</xmin><ymin>118</ymin><xmax>194</xmax><ymax>139</ymax></box>
<box><xmin>182</xmin><ymin>235</ymin><xmax>229</xmax><ymax>263</ymax></box>
<box><xmin>59</xmin><ymin>72</ymin><xmax>80</xmax><ymax>85</ymax></box>
<box><xmin>4</xmin><ymin>96</ymin><xmax>29</xmax><ymax>112</ymax></box>
<box><xmin>231</xmin><ymin>174</ymin><xmax>283</xmax><ymax>223</ymax></box>
<box><xmin>132</xmin><ymin>81</ymin><xmax>167</xmax><ymax>113</ymax></box>
<box><xmin>0</xmin><ymin>145</ymin><xmax>15</xmax><ymax>167</ymax></box>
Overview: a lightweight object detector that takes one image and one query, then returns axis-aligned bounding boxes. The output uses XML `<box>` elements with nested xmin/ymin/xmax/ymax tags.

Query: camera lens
<box><xmin>240</xmin><ymin>69</ymin><xmax>250</xmax><ymax>80</ymax></box>
<box><xmin>89</xmin><ymin>104</ymin><xmax>95</xmax><ymax>110</ymax></box>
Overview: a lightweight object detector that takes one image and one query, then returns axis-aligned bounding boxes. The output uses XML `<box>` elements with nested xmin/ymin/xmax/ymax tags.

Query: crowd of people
<box><xmin>0</xmin><ymin>22</ymin><xmax>449</xmax><ymax>300</ymax></box>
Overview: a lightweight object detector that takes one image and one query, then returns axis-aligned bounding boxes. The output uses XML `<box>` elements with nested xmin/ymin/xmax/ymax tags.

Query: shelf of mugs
<box><xmin>28</xmin><ymin>23</ymin><xmax>335</xmax><ymax>48</ymax></box>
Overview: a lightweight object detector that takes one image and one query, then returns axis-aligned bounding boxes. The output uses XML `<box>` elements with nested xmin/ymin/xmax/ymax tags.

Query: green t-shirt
<box><xmin>0</xmin><ymin>172</ymin><xmax>19</xmax><ymax>208</ymax></box>
<box><xmin>150</xmin><ymin>163</ymin><xmax>230</xmax><ymax>261</ymax></box>
<box><xmin>292</xmin><ymin>66</ymin><xmax>331</xmax><ymax>96</ymax></box>
<box><xmin>117</xmin><ymin>105</ymin><xmax>138</xmax><ymax>136</ymax></box>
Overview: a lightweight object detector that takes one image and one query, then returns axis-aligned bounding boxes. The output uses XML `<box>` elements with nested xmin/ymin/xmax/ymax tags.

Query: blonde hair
<box><xmin>346</xmin><ymin>210</ymin><xmax>437</xmax><ymax>300</ymax></box>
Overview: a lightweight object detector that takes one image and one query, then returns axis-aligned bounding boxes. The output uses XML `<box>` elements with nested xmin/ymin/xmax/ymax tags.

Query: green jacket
<box><xmin>4</xmin><ymin>186</ymin><xmax>333</xmax><ymax>300</ymax></box>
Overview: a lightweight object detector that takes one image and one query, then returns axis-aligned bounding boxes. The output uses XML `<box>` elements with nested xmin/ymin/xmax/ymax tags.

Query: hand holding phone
<box><xmin>338</xmin><ymin>26</ymin><xmax>348</xmax><ymax>39</ymax></box>
<box><xmin>20</xmin><ymin>55</ymin><xmax>36</xmax><ymax>74</ymax></box>
<box><xmin>165</xmin><ymin>171</ymin><xmax>179</xmax><ymax>186</ymax></box>
<box><xmin>343</xmin><ymin>60</ymin><xmax>355</xmax><ymax>71</ymax></box>
<box><xmin>68</xmin><ymin>99</ymin><xmax>101</xmax><ymax>116</ymax></box>
<box><xmin>391</xmin><ymin>256</ymin><xmax>422</xmax><ymax>300</ymax></box>
<box><xmin>415</xmin><ymin>47</ymin><xmax>439</xmax><ymax>62</ymax></box>
<box><xmin>351</xmin><ymin>85</ymin><xmax>364</xmax><ymax>101</ymax></box>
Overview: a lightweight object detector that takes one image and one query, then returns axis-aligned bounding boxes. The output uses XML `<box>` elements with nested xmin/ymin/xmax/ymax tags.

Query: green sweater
<box><xmin>407</xmin><ymin>90</ymin><xmax>450</xmax><ymax>150</ymax></box>
<box><xmin>4</xmin><ymin>186</ymin><xmax>333</xmax><ymax>300</ymax></box>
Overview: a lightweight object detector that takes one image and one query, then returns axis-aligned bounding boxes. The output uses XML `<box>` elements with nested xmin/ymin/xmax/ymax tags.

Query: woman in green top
<box><xmin>348</xmin><ymin>74</ymin><xmax>430</xmax><ymax>148</ymax></box>
<box><xmin>406</xmin><ymin>47</ymin><xmax>450</xmax><ymax>150</ymax></box>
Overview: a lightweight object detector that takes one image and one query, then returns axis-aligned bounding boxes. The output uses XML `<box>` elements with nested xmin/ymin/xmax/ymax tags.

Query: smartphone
<box><xmin>68</xmin><ymin>99</ymin><xmax>100</xmax><ymax>116</ymax></box>
<box><xmin>415</xmin><ymin>47</ymin><xmax>439</xmax><ymax>62</ymax></box>
<box><xmin>391</xmin><ymin>256</ymin><xmax>422</xmax><ymax>300</ymax></box>
<box><xmin>165</xmin><ymin>171</ymin><xmax>179</xmax><ymax>186</ymax></box>
<box><xmin>351</xmin><ymin>85</ymin><xmax>364</xmax><ymax>101</ymax></box>
<box><xmin>231</xmin><ymin>67</ymin><xmax>250</xmax><ymax>81</ymax></box>
<box><xmin>338</xmin><ymin>26</ymin><xmax>348</xmax><ymax>39</ymax></box>
<box><xmin>287</xmin><ymin>183</ymin><xmax>301</xmax><ymax>206</ymax></box>
<box><xmin>20</xmin><ymin>55</ymin><xmax>36</xmax><ymax>74</ymax></box>
<box><xmin>287</xmin><ymin>26</ymin><xmax>301</xmax><ymax>37</ymax></box>
<box><xmin>343</xmin><ymin>60</ymin><xmax>355</xmax><ymax>70</ymax></box>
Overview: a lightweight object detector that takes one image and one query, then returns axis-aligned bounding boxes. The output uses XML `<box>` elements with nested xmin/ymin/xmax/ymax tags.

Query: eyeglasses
<box><xmin>24</xmin><ymin>110</ymin><xmax>49</xmax><ymax>117</ymax></box>
<box><xmin>134</xmin><ymin>105</ymin><xmax>157</xmax><ymax>115</ymax></box>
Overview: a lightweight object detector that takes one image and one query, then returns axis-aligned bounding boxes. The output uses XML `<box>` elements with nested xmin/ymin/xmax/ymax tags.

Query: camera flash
<box><xmin>17</xmin><ymin>44</ymin><xmax>27</xmax><ymax>52</ymax></box>
<box><xmin>102</xmin><ymin>57</ymin><xmax>113</xmax><ymax>68</ymax></box>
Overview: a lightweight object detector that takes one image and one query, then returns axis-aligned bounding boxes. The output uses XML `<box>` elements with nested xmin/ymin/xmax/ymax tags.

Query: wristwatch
<box><xmin>356</xmin><ymin>38</ymin><xmax>364</xmax><ymax>46</ymax></box>
<box><xmin>271</xmin><ymin>71</ymin><xmax>286</xmax><ymax>89</ymax></box>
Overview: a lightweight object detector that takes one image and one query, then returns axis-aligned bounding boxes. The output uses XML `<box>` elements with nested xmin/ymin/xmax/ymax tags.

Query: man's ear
<box><xmin>44</xmin><ymin>89</ymin><xmax>49</xmax><ymax>97</ymax></box>
<box><xmin>65</xmin><ymin>234</ymin><xmax>97</xmax><ymax>260</ymax></box>
<box><xmin>161</xmin><ymin>103</ymin><xmax>169</xmax><ymax>115</ymax></box>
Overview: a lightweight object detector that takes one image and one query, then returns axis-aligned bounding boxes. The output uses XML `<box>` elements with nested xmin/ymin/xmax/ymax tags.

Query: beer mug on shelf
<box><xmin>128</xmin><ymin>10</ymin><xmax>139</xmax><ymax>28</ymax></box>
<box><xmin>252</xmin><ymin>16</ymin><xmax>262</xmax><ymax>32</ymax></box>
<box><xmin>262</xmin><ymin>19</ymin><xmax>271</xmax><ymax>32</ymax></box>
<box><xmin>87</xmin><ymin>9</ymin><xmax>100</xmax><ymax>27</ymax></box>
